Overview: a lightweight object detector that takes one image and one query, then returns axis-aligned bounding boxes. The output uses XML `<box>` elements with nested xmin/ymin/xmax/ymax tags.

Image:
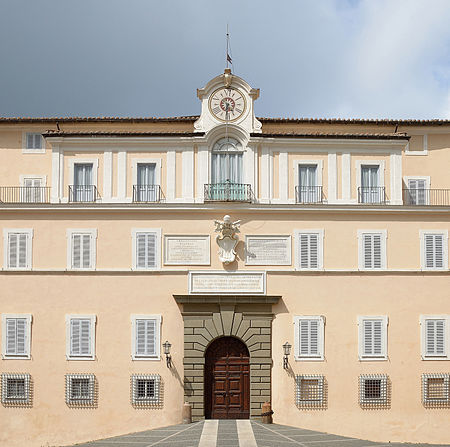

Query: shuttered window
<box><xmin>7</xmin><ymin>232</ymin><xmax>30</xmax><ymax>269</ymax></box>
<box><xmin>132</xmin><ymin>315</ymin><xmax>161</xmax><ymax>359</ymax></box>
<box><xmin>70</xmin><ymin>319</ymin><xmax>92</xmax><ymax>357</ymax></box>
<box><xmin>25</xmin><ymin>133</ymin><xmax>42</xmax><ymax>150</ymax></box>
<box><xmin>422</xmin><ymin>318</ymin><xmax>446</xmax><ymax>358</ymax></box>
<box><xmin>72</xmin><ymin>234</ymin><xmax>91</xmax><ymax>269</ymax></box>
<box><xmin>358</xmin><ymin>231</ymin><xmax>386</xmax><ymax>270</ymax></box>
<box><xmin>5</xmin><ymin>318</ymin><xmax>27</xmax><ymax>356</ymax></box>
<box><xmin>132</xmin><ymin>229</ymin><xmax>161</xmax><ymax>270</ymax></box>
<box><xmin>295</xmin><ymin>230</ymin><xmax>323</xmax><ymax>270</ymax></box>
<box><xmin>358</xmin><ymin>316</ymin><xmax>387</xmax><ymax>360</ymax></box>
<box><xmin>294</xmin><ymin>316</ymin><xmax>324</xmax><ymax>360</ymax></box>
<box><xmin>67</xmin><ymin>230</ymin><xmax>97</xmax><ymax>270</ymax></box>
<box><xmin>136</xmin><ymin>233</ymin><xmax>157</xmax><ymax>269</ymax></box>
<box><xmin>1</xmin><ymin>314</ymin><xmax>32</xmax><ymax>359</ymax></box>
<box><xmin>66</xmin><ymin>315</ymin><xmax>96</xmax><ymax>360</ymax></box>
<box><xmin>424</xmin><ymin>233</ymin><xmax>445</xmax><ymax>269</ymax></box>
<box><xmin>407</xmin><ymin>179</ymin><xmax>427</xmax><ymax>205</ymax></box>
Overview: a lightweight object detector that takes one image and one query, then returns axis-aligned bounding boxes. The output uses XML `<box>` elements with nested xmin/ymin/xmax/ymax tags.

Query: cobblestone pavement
<box><xmin>67</xmin><ymin>420</ymin><xmax>450</xmax><ymax>447</ymax></box>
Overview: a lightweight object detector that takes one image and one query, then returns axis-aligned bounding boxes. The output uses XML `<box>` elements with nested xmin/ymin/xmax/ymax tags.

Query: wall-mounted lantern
<box><xmin>163</xmin><ymin>340</ymin><xmax>172</xmax><ymax>368</ymax></box>
<box><xmin>283</xmin><ymin>342</ymin><xmax>291</xmax><ymax>369</ymax></box>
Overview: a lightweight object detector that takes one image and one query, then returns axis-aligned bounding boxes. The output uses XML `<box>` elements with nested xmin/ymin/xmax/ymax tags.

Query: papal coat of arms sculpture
<box><xmin>214</xmin><ymin>215</ymin><xmax>241</xmax><ymax>264</ymax></box>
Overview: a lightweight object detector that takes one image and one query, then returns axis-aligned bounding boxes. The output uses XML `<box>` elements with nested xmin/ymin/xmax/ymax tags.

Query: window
<box><xmin>405</xmin><ymin>178</ymin><xmax>429</xmax><ymax>205</ymax></box>
<box><xmin>295</xmin><ymin>375</ymin><xmax>324</xmax><ymax>408</ymax></box>
<box><xmin>358</xmin><ymin>316</ymin><xmax>388</xmax><ymax>360</ymax></box>
<box><xmin>23</xmin><ymin>132</ymin><xmax>44</xmax><ymax>153</ymax></box>
<box><xmin>131</xmin><ymin>374</ymin><xmax>161</xmax><ymax>405</ymax></box>
<box><xmin>3</xmin><ymin>229</ymin><xmax>33</xmax><ymax>270</ymax></box>
<box><xmin>295</xmin><ymin>230</ymin><xmax>324</xmax><ymax>270</ymax></box>
<box><xmin>20</xmin><ymin>176</ymin><xmax>47</xmax><ymax>203</ymax></box>
<box><xmin>131</xmin><ymin>229</ymin><xmax>161</xmax><ymax>270</ymax></box>
<box><xmin>356</xmin><ymin>160</ymin><xmax>385</xmax><ymax>204</ymax></box>
<box><xmin>65</xmin><ymin>315</ymin><xmax>96</xmax><ymax>360</ymax></box>
<box><xmin>294</xmin><ymin>316</ymin><xmax>324</xmax><ymax>361</ymax></box>
<box><xmin>68</xmin><ymin>159</ymin><xmax>98</xmax><ymax>202</ymax></box>
<box><xmin>294</xmin><ymin>160</ymin><xmax>323</xmax><ymax>204</ymax></box>
<box><xmin>131</xmin><ymin>315</ymin><xmax>161</xmax><ymax>360</ymax></box>
<box><xmin>136</xmin><ymin>163</ymin><xmax>157</xmax><ymax>202</ymax></box>
<box><xmin>359</xmin><ymin>374</ymin><xmax>388</xmax><ymax>407</ymax></box>
<box><xmin>211</xmin><ymin>137</ymin><xmax>243</xmax><ymax>184</ymax></box>
<box><xmin>422</xmin><ymin>374</ymin><xmax>450</xmax><ymax>406</ymax></box>
<box><xmin>1</xmin><ymin>314</ymin><xmax>32</xmax><ymax>359</ymax></box>
<box><xmin>420</xmin><ymin>231</ymin><xmax>448</xmax><ymax>270</ymax></box>
<box><xmin>67</xmin><ymin>229</ymin><xmax>97</xmax><ymax>270</ymax></box>
<box><xmin>65</xmin><ymin>374</ymin><xmax>95</xmax><ymax>406</ymax></box>
<box><xmin>358</xmin><ymin>230</ymin><xmax>387</xmax><ymax>270</ymax></box>
<box><xmin>1</xmin><ymin>373</ymin><xmax>31</xmax><ymax>405</ymax></box>
<box><xmin>420</xmin><ymin>315</ymin><xmax>449</xmax><ymax>360</ymax></box>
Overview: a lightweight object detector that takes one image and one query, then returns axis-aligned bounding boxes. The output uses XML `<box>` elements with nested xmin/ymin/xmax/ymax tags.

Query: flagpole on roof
<box><xmin>226</xmin><ymin>24</ymin><xmax>233</xmax><ymax>71</ymax></box>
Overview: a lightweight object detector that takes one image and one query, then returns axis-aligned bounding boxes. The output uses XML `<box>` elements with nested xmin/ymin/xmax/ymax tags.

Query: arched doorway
<box><xmin>204</xmin><ymin>336</ymin><xmax>250</xmax><ymax>419</ymax></box>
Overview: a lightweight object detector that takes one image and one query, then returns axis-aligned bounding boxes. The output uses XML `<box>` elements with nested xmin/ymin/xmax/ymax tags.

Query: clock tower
<box><xmin>194</xmin><ymin>68</ymin><xmax>262</xmax><ymax>134</ymax></box>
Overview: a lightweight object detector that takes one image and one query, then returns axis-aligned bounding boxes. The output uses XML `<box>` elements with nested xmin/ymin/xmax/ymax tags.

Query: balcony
<box><xmin>204</xmin><ymin>181</ymin><xmax>253</xmax><ymax>202</ymax></box>
<box><xmin>358</xmin><ymin>187</ymin><xmax>387</xmax><ymax>204</ymax></box>
<box><xmin>68</xmin><ymin>185</ymin><xmax>100</xmax><ymax>203</ymax></box>
<box><xmin>403</xmin><ymin>188</ymin><xmax>450</xmax><ymax>206</ymax></box>
<box><xmin>295</xmin><ymin>186</ymin><xmax>324</xmax><ymax>204</ymax></box>
<box><xmin>0</xmin><ymin>186</ymin><xmax>51</xmax><ymax>204</ymax></box>
<box><xmin>133</xmin><ymin>185</ymin><xmax>163</xmax><ymax>203</ymax></box>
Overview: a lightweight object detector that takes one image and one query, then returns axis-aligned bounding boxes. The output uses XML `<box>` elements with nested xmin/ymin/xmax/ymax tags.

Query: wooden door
<box><xmin>205</xmin><ymin>337</ymin><xmax>250</xmax><ymax>419</ymax></box>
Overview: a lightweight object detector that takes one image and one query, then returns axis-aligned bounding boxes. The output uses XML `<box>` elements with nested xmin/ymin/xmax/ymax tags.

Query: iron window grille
<box><xmin>65</xmin><ymin>374</ymin><xmax>95</xmax><ymax>406</ymax></box>
<box><xmin>295</xmin><ymin>375</ymin><xmax>324</xmax><ymax>408</ymax></box>
<box><xmin>1</xmin><ymin>373</ymin><xmax>31</xmax><ymax>405</ymax></box>
<box><xmin>422</xmin><ymin>373</ymin><xmax>450</xmax><ymax>407</ymax></box>
<box><xmin>359</xmin><ymin>374</ymin><xmax>389</xmax><ymax>408</ymax></box>
<box><xmin>131</xmin><ymin>374</ymin><xmax>161</xmax><ymax>406</ymax></box>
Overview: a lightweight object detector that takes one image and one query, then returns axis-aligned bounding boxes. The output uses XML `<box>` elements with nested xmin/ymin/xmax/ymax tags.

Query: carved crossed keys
<box><xmin>214</xmin><ymin>215</ymin><xmax>241</xmax><ymax>264</ymax></box>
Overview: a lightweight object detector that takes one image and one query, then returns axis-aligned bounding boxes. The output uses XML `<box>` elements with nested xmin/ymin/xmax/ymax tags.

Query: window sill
<box><xmin>131</xmin><ymin>356</ymin><xmax>161</xmax><ymax>361</ymax></box>
<box><xmin>294</xmin><ymin>357</ymin><xmax>324</xmax><ymax>362</ymax></box>
<box><xmin>66</xmin><ymin>356</ymin><xmax>96</xmax><ymax>361</ymax></box>
<box><xmin>1</xmin><ymin>354</ymin><xmax>31</xmax><ymax>360</ymax></box>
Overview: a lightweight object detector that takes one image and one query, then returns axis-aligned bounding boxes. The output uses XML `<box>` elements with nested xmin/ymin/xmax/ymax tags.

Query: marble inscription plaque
<box><xmin>164</xmin><ymin>235</ymin><xmax>210</xmax><ymax>265</ymax></box>
<box><xmin>189</xmin><ymin>272</ymin><xmax>266</xmax><ymax>294</ymax></box>
<box><xmin>246</xmin><ymin>236</ymin><xmax>291</xmax><ymax>265</ymax></box>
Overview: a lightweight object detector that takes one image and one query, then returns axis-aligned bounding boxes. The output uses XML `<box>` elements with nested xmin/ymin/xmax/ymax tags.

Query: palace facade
<box><xmin>0</xmin><ymin>69</ymin><xmax>449</xmax><ymax>446</ymax></box>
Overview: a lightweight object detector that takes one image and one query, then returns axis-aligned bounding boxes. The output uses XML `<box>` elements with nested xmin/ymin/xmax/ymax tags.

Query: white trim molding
<box><xmin>1</xmin><ymin>314</ymin><xmax>33</xmax><ymax>359</ymax></box>
<box><xmin>66</xmin><ymin>228</ymin><xmax>98</xmax><ymax>271</ymax></box>
<box><xmin>19</xmin><ymin>175</ymin><xmax>47</xmax><ymax>187</ymax></box>
<box><xmin>419</xmin><ymin>230</ymin><xmax>448</xmax><ymax>271</ymax></box>
<box><xmin>3</xmin><ymin>228</ymin><xmax>33</xmax><ymax>271</ymax></box>
<box><xmin>356</xmin><ymin>159</ymin><xmax>386</xmax><ymax>190</ymax></box>
<box><xmin>420</xmin><ymin>315</ymin><xmax>450</xmax><ymax>360</ymax></box>
<box><xmin>404</xmin><ymin>176</ymin><xmax>431</xmax><ymax>189</ymax></box>
<box><xmin>293</xmin><ymin>315</ymin><xmax>325</xmax><ymax>361</ymax></box>
<box><xmin>405</xmin><ymin>134</ymin><xmax>428</xmax><ymax>156</ymax></box>
<box><xmin>65</xmin><ymin>314</ymin><xmax>97</xmax><ymax>360</ymax></box>
<box><xmin>357</xmin><ymin>229</ymin><xmax>387</xmax><ymax>270</ymax></box>
<box><xmin>294</xmin><ymin>229</ymin><xmax>324</xmax><ymax>271</ymax></box>
<box><xmin>131</xmin><ymin>314</ymin><xmax>162</xmax><ymax>361</ymax></box>
<box><xmin>131</xmin><ymin>158</ymin><xmax>162</xmax><ymax>190</ymax></box>
<box><xmin>357</xmin><ymin>315</ymin><xmax>388</xmax><ymax>361</ymax></box>
<box><xmin>293</xmin><ymin>159</ymin><xmax>324</xmax><ymax>190</ymax></box>
<box><xmin>131</xmin><ymin>228</ymin><xmax>162</xmax><ymax>270</ymax></box>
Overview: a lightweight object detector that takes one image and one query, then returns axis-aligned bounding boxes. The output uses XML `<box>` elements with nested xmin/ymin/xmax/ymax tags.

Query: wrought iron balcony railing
<box><xmin>403</xmin><ymin>188</ymin><xmax>450</xmax><ymax>206</ymax></box>
<box><xmin>295</xmin><ymin>186</ymin><xmax>324</xmax><ymax>204</ymax></box>
<box><xmin>204</xmin><ymin>181</ymin><xmax>253</xmax><ymax>202</ymax></box>
<box><xmin>358</xmin><ymin>187</ymin><xmax>387</xmax><ymax>204</ymax></box>
<box><xmin>68</xmin><ymin>185</ymin><xmax>100</xmax><ymax>203</ymax></box>
<box><xmin>0</xmin><ymin>186</ymin><xmax>51</xmax><ymax>204</ymax></box>
<box><xmin>133</xmin><ymin>185</ymin><xmax>163</xmax><ymax>203</ymax></box>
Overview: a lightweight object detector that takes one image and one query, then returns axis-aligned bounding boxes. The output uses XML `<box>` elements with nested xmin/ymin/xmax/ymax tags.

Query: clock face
<box><xmin>208</xmin><ymin>87</ymin><xmax>246</xmax><ymax>122</ymax></box>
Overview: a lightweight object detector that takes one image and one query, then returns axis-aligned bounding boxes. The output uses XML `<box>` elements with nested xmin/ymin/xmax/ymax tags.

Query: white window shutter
<box><xmin>373</xmin><ymin>235</ymin><xmax>381</xmax><ymax>269</ymax></box>
<box><xmin>27</xmin><ymin>133</ymin><xmax>34</xmax><ymax>149</ymax></box>
<box><xmin>70</xmin><ymin>319</ymin><xmax>81</xmax><ymax>355</ymax></box>
<box><xmin>80</xmin><ymin>320</ymin><xmax>91</xmax><ymax>355</ymax></box>
<box><xmin>299</xmin><ymin>233</ymin><xmax>319</xmax><ymax>269</ymax></box>
<box><xmin>300</xmin><ymin>235</ymin><xmax>309</xmax><ymax>269</ymax></box>
<box><xmin>363</xmin><ymin>320</ymin><xmax>383</xmax><ymax>356</ymax></box>
<box><xmin>82</xmin><ymin>234</ymin><xmax>91</xmax><ymax>268</ymax></box>
<box><xmin>6</xmin><ymin>319</ymin><xmax>17</xmax><ymax>354</ymax></box>
<box><xmin>34</xmin><ymin>134</ymin><xmax>41</xmax><ymax>149</ymax></box>
<box><xmin>363</xmin><ymin>234</ymin><xmax>373</xmax><ymax>268</ymax></box>
<box><xmin>135</xmin><ymin>319</ymin><xmax>156</xmax><ymax>356</ymax></box>
<box><xmin>15</xmin><ymin>318</ymin><xmax>26</xmax><ymax>355</ymax></box>
<box><xmin>425</xmin><ymin>234</ymin><xmax>444</xmax><ymax>269</ymax></box>
<box><xmin>298</xmin><ymin>318</ymin><xmax>321</xmax><ymax>358</ymax></box>
<box><xmin>18</xmin><ymin>234</ymin><xmax>27</xmax><ymax>268</ymax></box>
<box><xmin>426</xmin><ymin>319</ymin><xmax>445</xmax><ymax>356</ymax></box>
<box><xmin>136</xmin><ymin>233</ymin><xmax>157</xmax><ymax>269</ymax></box>
<box><xmin>72</xmin><ymin>235</ymin><xmax>81</xmax><ymax>268</ymax></box>
<box><xmin>8</xmin><ymin>234</ymin><xmax>18</xmax><ymax>268</ymax></box>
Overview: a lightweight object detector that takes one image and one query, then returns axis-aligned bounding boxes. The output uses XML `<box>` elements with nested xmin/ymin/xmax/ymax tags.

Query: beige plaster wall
<box><xmin>270</xmin><ymin>274</ymin><xmax>450</xmax><ymax>444</ymax></box>
<box><xmin>0</xmin><ymin>211</ymin><xmax>448</xmax><ymax>271</ymax></box>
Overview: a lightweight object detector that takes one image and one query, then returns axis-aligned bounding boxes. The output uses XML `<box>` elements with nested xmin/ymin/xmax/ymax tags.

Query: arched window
<box><xmin>211</xmin><ymin>137</ymin><xmax>243</xmax><ymax>184</ymax></box>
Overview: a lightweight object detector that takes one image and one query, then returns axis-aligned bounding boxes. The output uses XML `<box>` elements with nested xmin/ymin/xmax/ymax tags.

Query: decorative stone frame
<box><xmin>175</xmin><ymin>294</ymin><xmax>280</xmax><ymax>420</ymax></box>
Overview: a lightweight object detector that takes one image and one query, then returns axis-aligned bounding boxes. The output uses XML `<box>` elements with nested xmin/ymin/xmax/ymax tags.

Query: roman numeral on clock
<box><xmin>213</xmin><ymin>106</ymin><xmax>221</xmax><ymax>114</ymax></box>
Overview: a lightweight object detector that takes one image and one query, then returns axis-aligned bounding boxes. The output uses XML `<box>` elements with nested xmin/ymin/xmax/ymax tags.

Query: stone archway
<box><xmin>174</xmin><ymin>295</ymin><xmax>280</xmax><ymax>420</ymax></box>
